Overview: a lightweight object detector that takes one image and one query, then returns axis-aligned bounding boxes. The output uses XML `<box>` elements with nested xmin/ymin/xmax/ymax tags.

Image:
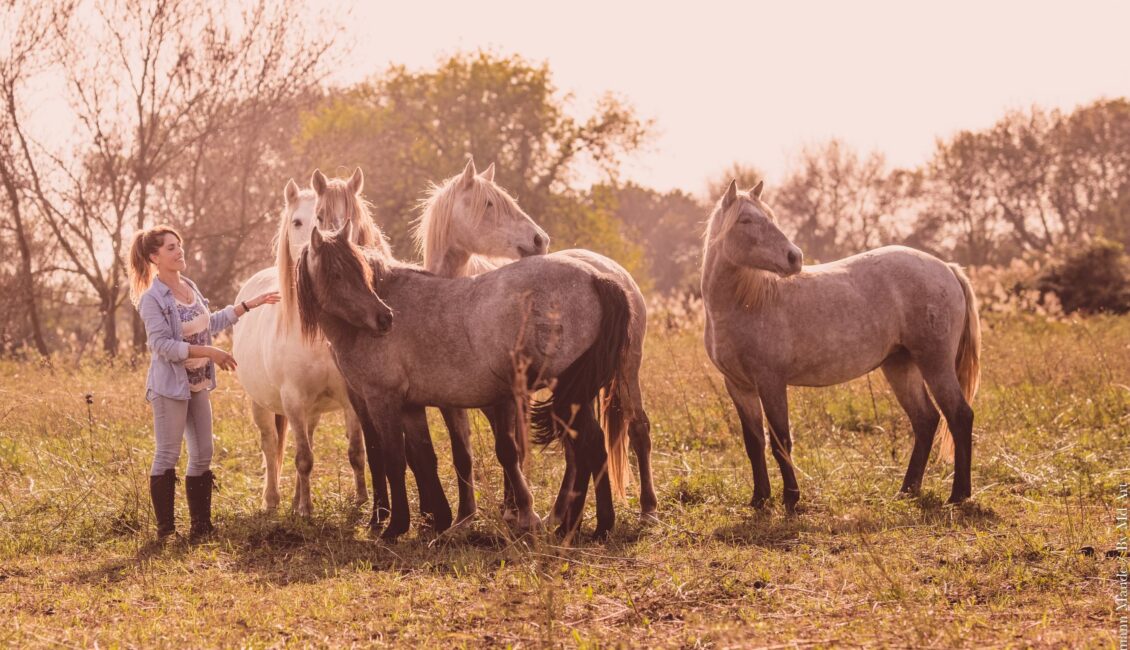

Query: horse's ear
<box><xmin>285</xmin><ymin>179</ymin><xmax>299</xmax><ymax>205</ymax></box>
<box><xmin>479</xmin><ymin>162</ymin><xmax>495</xmax><ymax>183</ymax></box>
<box><xmin>311</xmin><ymin>169</ymin><xmax>328</xmax><ymax>196</ymax></box>
<box><xmin>460</xmin><ymin>157</ymin><xmax>477</xmax><ymax>189</ymax></box>
<box><xmin>347</xmin><ymin>167</ymin><xmax>364</xmax><ymax>195</ymax></box>
<box><xmin>310</xmin><ymin>225</ymin><xmax>324</xmax><ymax>252</ymax></box>
<box><xmin>751</xmin><ymin>180</ymin><xmax>764</xmax><ymax>200</ymax></box>
<box><xmin>721</xmin><ymin>179</ymin><xmax>738</xmax><ymax>211</ymax></box>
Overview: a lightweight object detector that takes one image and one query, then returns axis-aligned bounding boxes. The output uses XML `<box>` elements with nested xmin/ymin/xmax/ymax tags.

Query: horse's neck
<box><xmin>430</xmin><ymin>247</ymin><xmax>472</xmax><ymax>279</ymax></box>
<box><xmin>702</xmin><ymin>248</ymin><xmax>780</xmax><ymax>318</ymax></box>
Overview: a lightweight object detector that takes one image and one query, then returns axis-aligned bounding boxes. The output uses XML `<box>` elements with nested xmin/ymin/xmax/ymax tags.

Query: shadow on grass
<box><xmin>711</xmin><ymin>493</ymin><xmax>1002</xmax><ymax>548</ymax></box>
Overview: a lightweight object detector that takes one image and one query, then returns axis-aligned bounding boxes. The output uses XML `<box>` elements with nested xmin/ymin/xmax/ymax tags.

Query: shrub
<box><xmin>1038</xmin><ymin>238</ymin><xmax>1130</xmax><ymax>314</ymax></box>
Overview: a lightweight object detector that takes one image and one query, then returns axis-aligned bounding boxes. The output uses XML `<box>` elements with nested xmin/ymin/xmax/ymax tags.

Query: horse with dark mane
<box><xmin>296</xmin><ymin>223</ymin><xmax>634</xmax><ymax>540</ymax></box>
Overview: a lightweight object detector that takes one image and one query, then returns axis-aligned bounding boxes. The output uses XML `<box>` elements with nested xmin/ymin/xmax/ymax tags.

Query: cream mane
<box><xmin>414</xmin><ymin>172</ymin><xmax>522</xmax><ymax>276</ymax></box>
<box><xmin>275</xmin><ymin>189</ymin><xmax>316</xmax><ymax>331</ymax></box>
<box><xmin>703</xmin><ymin>192</ymin><xmax>780</xmax><ymax>310</ymax></box>
<box><xmin>276</xmin><ymin>178</ymin><xmax>390</xmax><ymax>334</ymax></box>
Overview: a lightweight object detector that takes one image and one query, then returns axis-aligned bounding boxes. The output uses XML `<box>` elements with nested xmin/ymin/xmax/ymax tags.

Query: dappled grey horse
<box><xmin>702</xmin><ymin>180</ymin><xmax>980</xmax><ymax>510</ymax></box>
<box><xmin>414</xmin><ymin>158</ymin><xmax>658</xmax><ymax>524</ymax></box>
<box><xmin>296</xmin><ymin>223</ymin><xmax>634</xmax><ymax>540</ymax></box>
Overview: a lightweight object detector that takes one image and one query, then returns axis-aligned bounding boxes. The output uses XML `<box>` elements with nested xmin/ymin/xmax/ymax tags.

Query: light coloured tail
<box><xmin>600</xmin><ymin>376</ymin><xmax>630</xmax><ymax>500</ymax></box>
<box><xmin>938</xmin><ymin>264</ymin><xmax>982</xmax><ymax>462</ymax></box>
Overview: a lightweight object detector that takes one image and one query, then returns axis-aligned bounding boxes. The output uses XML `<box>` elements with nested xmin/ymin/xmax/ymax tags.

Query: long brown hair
<box><xmin>129</xmin><ymin>225</ymin><xmax>182</xmax><ymax>306</ymax></box>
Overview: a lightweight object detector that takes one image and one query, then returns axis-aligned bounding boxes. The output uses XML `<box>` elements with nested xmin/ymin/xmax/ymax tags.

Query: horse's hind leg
<box><xmin>724</xmin><ymin>378</ymin><xmax>772</xmax><ymax>508</ymax></box>
<box><xmin>881</xmin><ymin>352</ymin><xmax>941</xmax><ymax>496</ymax></box>
<box><xmin>578</xmin><ymin>402</ymin><xmax>615</xmax><ymax>539</ymax></box>
<box><xmin>439</xmin><ymin>407</ymin><xmax>477</xmax><ymax>523</ymax></box>
<box><xmin>757</xmin><ymin>380</ymin><xmax>801</xmax><ymax>512</ymax></box>
<box><xmin>623</xmin><ymin>370</ymin><xmax>658</xmax><ymax>520</ymax></box>
<box><xmin>549</xmin><ymin>445</ymin><xmax>578</xmax><ymax>527</ymax></box>
<box><xmin>343</xmin><ymin>406</ymin><xmax>369</xmax><ymax>506</ymax></box>
<box><xmin>919</xmin><ymin>360</ymin><xmax>975</xmax><ymax>504</ymax></box>
<box><xmin>252</xmin><ymin>402</ymin><xmax>283</xmax><ymax>511</ymax></box>
<box><xmin>484</xmin><ymin>401</ymin><xmax>542</xmax><ymax>533</ymax></box>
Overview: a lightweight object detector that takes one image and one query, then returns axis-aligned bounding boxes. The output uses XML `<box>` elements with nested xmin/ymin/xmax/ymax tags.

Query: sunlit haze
<box><xmin>338</xmin><ymin>0</ymin><xmax>1130</xmax><ymax>194</ymax></box>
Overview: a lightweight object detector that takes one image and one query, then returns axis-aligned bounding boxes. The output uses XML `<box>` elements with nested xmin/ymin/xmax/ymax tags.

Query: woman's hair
<box><xmin>129</xmin><ymin>225</ymin><xmax>182</xmax><ymax>306</ymax></box>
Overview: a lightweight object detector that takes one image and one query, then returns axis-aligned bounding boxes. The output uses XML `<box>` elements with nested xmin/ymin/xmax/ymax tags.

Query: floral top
<box><xmin>176</xmin><ymin>294</ymin><xmax>213</xmax><ymax>392</ymax></box>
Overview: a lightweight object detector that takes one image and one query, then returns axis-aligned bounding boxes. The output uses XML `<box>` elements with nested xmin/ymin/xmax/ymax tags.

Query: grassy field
<box><xmin>0</xmin><ymin>311</ymin><xmax>1126</xmax><ymax>648</ymax></box>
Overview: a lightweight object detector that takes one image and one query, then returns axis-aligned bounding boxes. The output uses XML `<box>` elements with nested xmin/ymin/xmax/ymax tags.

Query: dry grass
<box><xmin>0</xmin><ymin>313</ymin><xmax>1126</xmax><ymax>648</ymax></box>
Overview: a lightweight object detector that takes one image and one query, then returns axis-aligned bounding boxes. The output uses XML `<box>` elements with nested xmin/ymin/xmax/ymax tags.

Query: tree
<box><xmin>295</xmin><ymin>50</ymin><xmax>652</xmax><ymax>258</ymax></box>
<box><xmin>4</xmin><ymin>0</ymin><xmax>336</xmax><ymax>354</ymax></box>
<box><xmin>607</xmin><ymin>182</ymin><xmax>706</xmax><ymax>294</ymax></box>
<box><xmin>773</xmin><ymin>141</ymin><xmax>914</xmax><ymax>263</ymax></box>
<box><xmin>0</xmin><ymin>0</ymin><xmax>74</xmax><ymax>355</ymax></box>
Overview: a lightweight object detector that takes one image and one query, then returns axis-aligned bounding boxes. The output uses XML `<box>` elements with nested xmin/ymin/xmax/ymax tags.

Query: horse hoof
<box><xmin>639</xmin><ymin>511</ymin><xmax>659</xmax><ymax>525</ymax></box>
<box><xmin>380</xmin><ymin>525</ymin><xmax>407</xmax><ymax>541</ymax></box>
<box><xmin>750</xmin><ymin>496</ymin><xmax>771</xmax><ymax>510</ymax></box>
<box><xmin>946</xmin><ymin>493</ymin><xmax>971</xmax><ymax>506</ymax></box>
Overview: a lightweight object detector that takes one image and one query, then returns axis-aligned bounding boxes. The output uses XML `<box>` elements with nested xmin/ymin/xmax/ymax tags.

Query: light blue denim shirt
<box><xmin>138</xmin><ymin>276</ymin><xmax>240</xmax><ymax>402</ymax></box>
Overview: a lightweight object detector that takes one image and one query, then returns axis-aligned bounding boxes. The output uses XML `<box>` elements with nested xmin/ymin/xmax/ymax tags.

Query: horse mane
<box><xmin>317</xmin><ymin>178</ymin><xmax>392</xmax><ymax>257</ymax></box>
<box><xmin>295</xmin><ymin>231</ymin><xmax>378</xmax><ymax>344</ymax></box>
<box><xmin>413</xmin><ymin>172</ymin><xmax>522</xmax><ymax>277</ymax></box>
<box><xmin>703</xmin><ymin>192</ymin><xmax>780</xmax><ymax>310</ymax></box>
<box><xmin>275</xmin><ymin>189</ymin><xmax>315</xmax><ymax>333</ymax></box>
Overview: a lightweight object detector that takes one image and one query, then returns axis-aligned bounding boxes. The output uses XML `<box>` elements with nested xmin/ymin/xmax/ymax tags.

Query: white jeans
<box><xmin>149</xmin><ymin>390</ymin><xmax>213</xmax><ymax>477</ymax></box>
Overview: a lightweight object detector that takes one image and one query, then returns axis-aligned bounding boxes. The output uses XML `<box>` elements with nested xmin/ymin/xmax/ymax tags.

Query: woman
<box><xmin>129</xmin><ymin>225</ymin><xmax>279</xmax><ymax>540</ymax></box>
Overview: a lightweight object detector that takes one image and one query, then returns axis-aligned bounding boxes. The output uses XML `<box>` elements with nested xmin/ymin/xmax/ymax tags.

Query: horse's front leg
<box><xmin>283</xmin><ymin>398</ymin><xmax>320</xmax><ymax>517</ymax></box>
<box><xmin>484</xmin><ymin>401</ymin><xmax>542</xmax><ymax>533</ymax></box>
<box><xmin>724</xmin><ymin>378</ymin><xmax>772</xmax><ymax>509</ymax></box>
<box><xmin>347</xmin><ymin>387</ymin><xmax>388</xmax><ymax>531</ymax></box>
<box><xmin>439</xmin><ymin>407</ymin><xmax>477</xmax><ymax>523</ymax></box>
<box><xmin>549</xmin><ymin>444</ymin><xmax>577</xmax><ymax>527</ymax></box>
<box><xmin>402</xmin><ymin>406</ymin><xmax>453</xmax><ymax>533</ymax></box>
<box><xmin>360</xmin><ymin>394</ymin><xmax>411</xmax><ymax>540</ymax></box>
<box><xmin>251</xmin><ymin>402</ymin><xmax>283</xmax><ymax>511</ymax></box>
<box><xmin>758</xmin><ymin>380</ymin><xmax>801</xmax><ymax>512</ymax></box>
<box><xmin>343</xmin><ymin>406</ymin><xmax>369</xmax><ymax>506</ymax></box>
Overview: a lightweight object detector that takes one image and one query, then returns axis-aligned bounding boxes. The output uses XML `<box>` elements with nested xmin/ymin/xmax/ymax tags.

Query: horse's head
<box><xmin>296</xmin><ymin>220</ymin><xmax>394</xmax><ymax>342</ymax></box>
<box><xmin>281</xmin><ymin>179</ymin><xmax>318</xmax><ymax>263</ymax></box>
<box><xmin>416</xmin><ymin>158</ymin><xmax>549</xmax><ymax>271</ymax></box>
<box><xmin>709</xmin><ymin>179</ymin><xmax>803</xmax><ymax>277</ymax></box>
<box><xmin>310</xmin><ymin>167</ymin><xmax>388</xmax><ymax>253</ymax></box>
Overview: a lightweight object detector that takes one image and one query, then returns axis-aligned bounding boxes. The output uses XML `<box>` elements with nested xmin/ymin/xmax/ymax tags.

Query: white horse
<box><xmin>415</xmin><ymin>158</ymin><xmax>658</xmax><ymax>522</ymax></box>
<box><xmin>233</xmin><ymin>168</ymin><xmax>386</xmax><ymax>515</ymax></box>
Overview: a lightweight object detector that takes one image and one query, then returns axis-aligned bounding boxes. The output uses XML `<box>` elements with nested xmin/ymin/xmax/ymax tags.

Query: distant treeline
<box><xmin>1</xmin><ymin>1</ymin><xmax>1127</xmax><ymax>357</ymax></box>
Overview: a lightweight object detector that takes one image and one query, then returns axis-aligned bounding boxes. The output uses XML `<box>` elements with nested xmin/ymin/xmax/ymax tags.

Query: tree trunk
<box><xmin>0</xmin><ymin>159</ymin><xmax>49</xmax><ymax>355</ymax></box>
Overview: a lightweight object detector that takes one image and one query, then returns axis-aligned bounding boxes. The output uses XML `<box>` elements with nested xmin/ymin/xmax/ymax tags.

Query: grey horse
<box><xmin>702</xmin><ymin>180</ymin><xmax>980</xmax><ymax>511</ymax></box>
<box><xmin>296</xmin><ymin>222</ymin><xmax>634</xmax><ymax>540</ymax></box>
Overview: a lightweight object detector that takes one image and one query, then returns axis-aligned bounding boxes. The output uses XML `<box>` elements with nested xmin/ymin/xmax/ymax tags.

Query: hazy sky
<box><xmin>337</xmin><ymin>0</ymin><xmax>1130</xmax><ymax>195</ymax></box>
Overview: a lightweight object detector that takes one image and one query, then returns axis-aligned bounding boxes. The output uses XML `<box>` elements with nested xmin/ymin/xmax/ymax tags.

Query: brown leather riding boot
<box><xmin>149</xmin><ymin>469</ymin><xmax>177</xmax><ymax>539</ymax></box>
<box><xmin>185</xmin><ymin>470</ymin><xmax>217</xmax><ymax>541</ymax></box>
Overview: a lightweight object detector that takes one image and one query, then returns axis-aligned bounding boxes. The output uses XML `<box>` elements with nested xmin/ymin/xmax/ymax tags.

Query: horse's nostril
<box><xmin>378</xmin><ymin>312</ymin><xmax>393</xmax><ymax>331</ymax></box>
<box><xmin>534</xmin><ymin>234</ymin><xmax>545</xmax><ymax>249</ymax></box>
<box><xmin>788</xmin><ymin>250</ymin><xmax>799</xmax><ymax>267</ymax></box>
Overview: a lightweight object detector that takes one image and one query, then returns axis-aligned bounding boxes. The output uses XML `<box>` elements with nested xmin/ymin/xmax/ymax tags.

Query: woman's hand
<box><xmin>249</xmin><ymin>292</ymin><xmax>281</xmax><ymax>309</ymax></box>
<box><xmin>209</xmin><ymin>347</ymin><xmax>238</xmax><ymax>371</ymax></box>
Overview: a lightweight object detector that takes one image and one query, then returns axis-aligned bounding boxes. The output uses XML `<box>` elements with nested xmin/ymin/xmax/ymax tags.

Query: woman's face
<box><xmin>149</xmin><ymin>233</ymin><xmax>186</xmax><ymax>273</ymax></box>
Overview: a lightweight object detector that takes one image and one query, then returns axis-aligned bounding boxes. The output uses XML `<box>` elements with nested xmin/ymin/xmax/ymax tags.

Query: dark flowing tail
<box><xmin>531</xmin><ymin>274</ymin><xmax>632</xmax><ymax>503</ymax></box>
<box><xmin>938</xmin><ymin>264</ymin><xmax>982</xmax><ymax>462</ymax></box>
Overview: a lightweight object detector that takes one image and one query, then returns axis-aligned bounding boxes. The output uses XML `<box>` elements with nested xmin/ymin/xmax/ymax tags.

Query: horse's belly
<box><xmin>787</xmin><ymin>339</ymin><xmax>891</xmax><ymax>387</ymax></box>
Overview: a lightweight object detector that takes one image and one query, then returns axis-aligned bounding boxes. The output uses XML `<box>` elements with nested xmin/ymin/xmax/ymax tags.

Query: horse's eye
<box><xmin>486</xmin><ymin>200</ymin><xmax>494</xmax><ymax>209</ymax></box>
<box><xmin>293</xmin><ymin>219</ymin><xmax>302</xmax><ymax>228</ymax></box>
<box><xmin>738</xmin><ymin>216</ymin><xmax>752</xmax><ymax>225</ymax></box>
